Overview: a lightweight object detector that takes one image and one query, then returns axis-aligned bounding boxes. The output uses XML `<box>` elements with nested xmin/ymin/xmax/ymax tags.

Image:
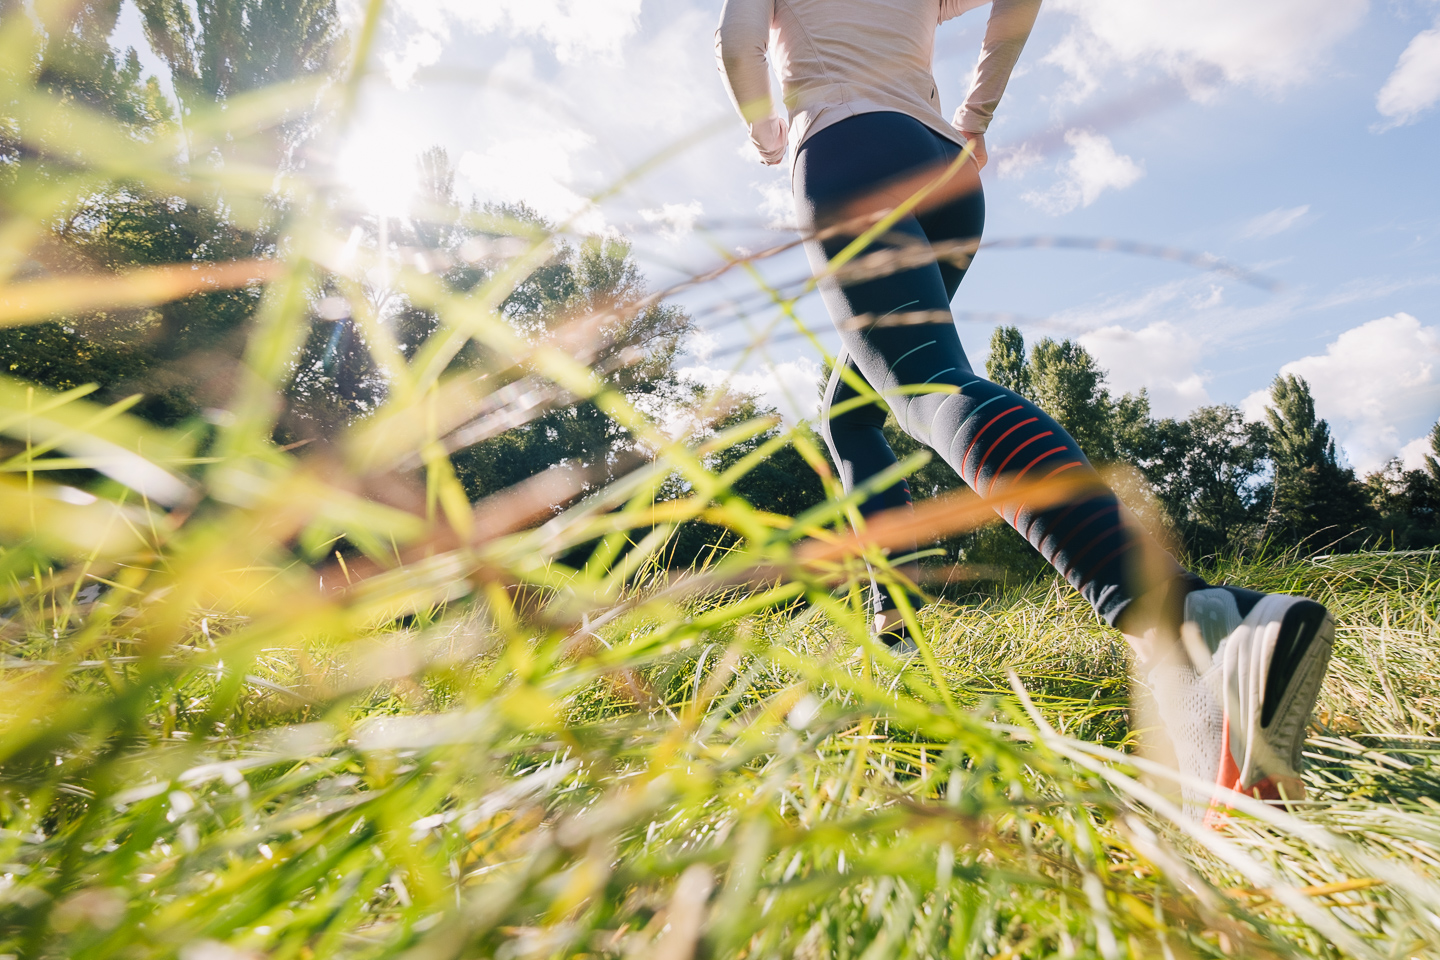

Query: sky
<box><xmin>126</xmin><ymin>0</ymin><xmax>1440</xmax><ymax>472</ymax></box>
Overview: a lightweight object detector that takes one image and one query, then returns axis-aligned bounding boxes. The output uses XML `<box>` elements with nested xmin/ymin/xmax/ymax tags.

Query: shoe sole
<box><xmin>1205</xmin><ymin>595</ymin><xmax>1334</xmax><ymax>825</ymax></box>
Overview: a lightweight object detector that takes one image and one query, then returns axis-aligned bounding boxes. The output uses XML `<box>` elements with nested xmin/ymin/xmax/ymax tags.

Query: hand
<box><xmin>751</xmin><ymin>115</ymin><xmax>789</xmax><ymax>166</ymax></box>
<box><xmin>960</xmin><ymin>130</ymin><xmax>987</xmax><ymax>172</ymax></box>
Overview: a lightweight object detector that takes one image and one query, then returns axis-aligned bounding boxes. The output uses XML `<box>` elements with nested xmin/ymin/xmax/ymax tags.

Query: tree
<box><xmin>984</xmin><ymin>327</ymin><xmax>1121</xmax><ymax>462</ymax></box>
<box><xmin>0</xmin><ymin>0</ymin><xmax>343</xmax><ymax>426</ymax></box>
<box><xmin>661</xmin><ymin>389</ymin><xmax>827</xmax><ymax>567</ymax></box>
<box><xmin>1264</xmin><ymin>374</ymin><xmax>1373</xmax><ymax>551</ymax></box>
<box><xmin>133</xmin><ymin>0</ymin><xmax>342</xmax><ymax>152</ymax></box>
<box><xmin>445</xmin><ymin>206</ymin><xmax>695</xmax><ymax>504</ymax></box>
<box><xmin>1029</xmin><ymin>336</ymin><xmax>1117</xmax><ymax>461</ymax></box>
<box><xmin>1364</xmin><ymin>417</ymin><xmax>1440</xmax><ymax>549</ymax></box>
<box><xmin>1137</xmin><ymin>406</ymin><xmax>1269</xmax><ymax>558</ymax></box>
<box><xmin>1426</xmin><ymin>418</ymin><xmax>1440</xmax><ymax>482</ymax></box>
<box><xmin>985</xmin><ymin>325</ymin><xmax>1031</xmax><ymax>398</ymax></box>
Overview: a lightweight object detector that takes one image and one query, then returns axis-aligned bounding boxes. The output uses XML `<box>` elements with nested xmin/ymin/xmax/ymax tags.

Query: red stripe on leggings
<box><xmin>988</xmin><ymin>430</ymin><xmax>1053</xmax><ymax>497</ymax></box>
<box><xmin>1041</xmin><ymin>503</ymin><xmax>1119</xmax><ymax>567</ymax></box>
<box><xmin>961</xmin><ymin>406</ymin><xmax>1023</xmax><ymax>480</ymax></box>
<box><xmin>976</xmin><ymin>418</ymin><xmax>1038</xmax><ymax>486</ymax></box>
<box><xmin>1019</xmin><ymin>461</ymin><xmax>1084</xmax><ymax>539</ymax></box>
<box><xmin>1001</xmin><ymin>443</ymin><xmax>1064</xmax><ymax>522</ymax></box>
<box><xmin>1055</xmin><ymin>519</ymin><xmax>1123</xmax><ymax>579</ymax></box>
<box><xmin>1076</xmin><ymin>541</ymin><xmax>1138</xmax><ymax>592</ymax></box>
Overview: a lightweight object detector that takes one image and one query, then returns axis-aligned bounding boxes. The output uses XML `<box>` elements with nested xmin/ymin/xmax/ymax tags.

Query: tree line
<box><xmin>887</xmin><ymin>327</ymin><xmax>1440</xmax><ymax>574</ymax></box>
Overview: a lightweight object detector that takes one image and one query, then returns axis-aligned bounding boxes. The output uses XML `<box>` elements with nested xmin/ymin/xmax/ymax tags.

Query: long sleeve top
<box><xmin>715</xmin><ymin>0</ymin><xmax>1042</xmax><ymax>165</ymax></box>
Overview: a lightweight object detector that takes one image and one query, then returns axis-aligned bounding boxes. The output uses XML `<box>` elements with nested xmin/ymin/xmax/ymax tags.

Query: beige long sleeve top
<box><xmin>715</xmin><ymin>0</ymin><xmax>1042</xmax><ymax>165</ymax></box>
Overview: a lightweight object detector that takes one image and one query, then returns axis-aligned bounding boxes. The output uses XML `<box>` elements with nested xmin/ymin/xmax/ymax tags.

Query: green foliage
<box><xmin>1362</xmin><ymin>420</ymin><xmax>1440</xmax><ymax>550</ymax></box>
<box><xmin>1263</xmin><ymin>374</ymin><xmax>1374</xmax><ymax>551</ymax></box>
<box><xmin>1141</xmin><ymin>405</ymin><xmax>1271</xmax><ymax>558</ymax></box>
<box><xmin>976</xmin><ymin>334</ymin><xmax>1385</xmax><ymax>562</ymax></box>
<box><xmin>4</xmin><ymin>7</ymin><xmax>1439</xmax><ymax>959</ymax></box>
<box><xmin>446</xmin><ymin>204</ymin><xmax>696</xmax><ymax>503</ymax></box>
<box><xmin>134</xmin><ymin>0</ymin><xmax>341</xmax><ymax>110</ymax></box>
<box><xmin>1</xmin><ymin>0</ymin><xmax>339</xmax><ymax>428</ymax></box>
<box><xmin>985</xmin><ymin>326</ymin><xmax>1121</xmax><ymax>461</ymax></box>
<box><xmin>662</xmin><ymin>389</ymin><xmax>828</xmax><ymax>566</ymax></box>
<box><xmin>1029</xmin><ymin>335</ymin><xmax>1117</xmax><ymax>461</ymax></box>
<box><xmin>984</xmin><ymin>324</ymin><xmax>1030</xmax><ymax>397</ymax></box>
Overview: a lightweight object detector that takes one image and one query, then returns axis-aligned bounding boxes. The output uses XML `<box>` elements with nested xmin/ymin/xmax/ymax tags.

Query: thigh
<box><xmin>796</xmin><ymin>112</ymin><xmax>982</xmax><ymax>424</ymax></box>
<box><xmin>918</xmin><ymin>188</ymin><xmax>986</xmax><ymax>302</ymax></box>
<box><xmin>823</xmin><ymin>351</ymin><xmax>887</xmax><ymax>431</ymax></box>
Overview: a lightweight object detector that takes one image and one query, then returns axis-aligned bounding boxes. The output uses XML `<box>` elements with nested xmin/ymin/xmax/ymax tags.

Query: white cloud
<box><xmin>994</xmin><ymin>141</ymin><xmax>1045</xmax><ymax>180</ymax></box>
<box><xmin>1399</xmin><ymin>434</ymin><xmax>1434</xmax><ymax>470</ymax></box>
<box><xmin>381</xmin><ymin>32</ymin><xmax>444</xmax><ymax>87</ymax></box>
<box><xmin>1078</xmin><ymin>322</ymin><xmax>1210</xmax><ymax>417</ymax></box>
<box><xmin>1376</xmin><ymin>22</ymin><xmax>1440</xmax><ymax>127</ymax></box>
<box><xmin>1238</xmin><ymin>314</ymin><xmax>1440</xmax><ymax>472</ymax></box>
<box><xmin>383</xmin><ymin>0</ymin><xmax>642</xmax><ymax>82</ymax></box>
<box><xmin>458</xmin><ymin>127</ymin><xmax>600</xmax><ymax>228</ymax></box>
<box><xmin>641</xmin><ymin>201</ymin><xmax>704</xmax><ymax>242</ymax></box>
<box><xmin>1045</xmin><ymin>0</ymin><xmax>1368</xmax><ymax>97</ymax></box>
<box><xmin>449</xmin><ymin>7</ymin><xmax>731</xmax><ymax>240</ymax></box>
<box><xmin>1022</xmin><ymin>130</ymin><xmax>1144</xmax><ymax>214</ymax></box>
<box><xmin>1241</xmin><ymin>204</ymin><xmax>1310</xmax><ymax>239</ymax></box>
<box><xmin>754</xmin><ymin>179</ymin><xmax>796</xmax><ymax>229</ymax></box>
<box><xmin>679</xmin><ymin>357</ymin><xmax>825</xmax><ymax>424</ymax></box>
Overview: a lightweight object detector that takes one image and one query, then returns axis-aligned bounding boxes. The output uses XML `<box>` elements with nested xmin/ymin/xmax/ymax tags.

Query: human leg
<box><xmin>818</xmin><ymin>350</ymin><xmax>922</xmax><ymax>639</ymax></box>
<box><xmin>796</xmin><ymin>111</ymin><xmax>1334</xmax><ymax>816</ymax></box>
<box><xmin>795</xmin><ymin>111</ymin><xmax>1193</xmax><ymax>632</ymax></box>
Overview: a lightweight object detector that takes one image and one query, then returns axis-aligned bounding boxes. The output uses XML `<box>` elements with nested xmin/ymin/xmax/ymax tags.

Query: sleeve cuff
<box><xmin>750</xmin><ymin>115</ymin><xmax>789</xmax><ymax>165</ymax></box>
<box><xmin>952</xmin><ymin>108</ymin><xmax>991</xmax><ymax>136</ymax></box>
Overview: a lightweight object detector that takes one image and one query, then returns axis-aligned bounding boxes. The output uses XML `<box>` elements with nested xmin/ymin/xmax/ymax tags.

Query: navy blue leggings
<box><xmin>796</xmin><ymin>111</ymin><xmax>1196</xmax><ymax>630</ymax></box>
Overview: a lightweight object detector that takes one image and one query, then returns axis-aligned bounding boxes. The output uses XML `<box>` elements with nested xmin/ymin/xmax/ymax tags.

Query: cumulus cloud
<box><xmin>1398</xmin><ymin>435</ymin><xmax>1435</xmax><ymax>470</ymax></box>
<box><xmin>383</xmin><ymin>0</ymin><xmax>642</xmax><ymax>82</ymax></box>
<box><xmin>1022</xmin><ymin>130</ymin><xmax>1144</xmax><ymax>214</ymax></box>
<box><xmin>754</xmin><ymin>179</ymin><xmax>796</xmax><ymax>229</ymax></box>
<box><xmin>458</xmin><ymin>126</ymin><xmax>600</xmax><ymax>228</ymax></box>
<box><xmin>1044</xmin><ymin>0</ymin><xmax>1368</xmax><ymax>98</ymax></box>
<box><xmin>641</xmin><ymin>201</ymin><xmax>705</xmax><ymax>242</ymax></box>
<box><xmin>993</xmin><ymin>141</ymin><xmax>1045</xmax><ymax>180</ymax></box>
<box><xmin>679</xmin><ymin>357</ymin><xmax>825</xmax><ymax>424</ymax></box>
<box><xmin>1376</xmin><ymin>22</ymin><xmax>1440</xmax><ymax>127</ymax></box>
<box><xmin>1240</xmin><ymin>204</ymin><xmax>1310</xmax><ymax>239</ymax></box>
<box><xmin>425</xmin><ymin>7</ymin><xmax>728</xmax><ymax>237</ymax></box>
<box><xmin>1077</xmin><ymin>322</ymin><xmax>1210</xmax><ymax>417</ymax></box>
<box><xmin>1239</xmin><ymin>313</ymin><xmax>1440</xmax><ymax>471</ymax></box>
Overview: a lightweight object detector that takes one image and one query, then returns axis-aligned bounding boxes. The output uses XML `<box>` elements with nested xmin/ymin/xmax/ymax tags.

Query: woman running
<box><xmin>715</xmin><ymin>0</ymin><xmax>1336</xmax><ymax>820</ymax></box>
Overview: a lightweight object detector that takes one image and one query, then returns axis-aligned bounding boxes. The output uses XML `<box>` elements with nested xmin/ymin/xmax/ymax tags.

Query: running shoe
<box><xmin>878</xmin><ymin>621</ymin><xmax>918</xmax><ymax>655</ymax></box>
<box><xmin>1147</xmin><ymin>585</ymin><xmax>1335</xmax><ymax>823</ymax></box>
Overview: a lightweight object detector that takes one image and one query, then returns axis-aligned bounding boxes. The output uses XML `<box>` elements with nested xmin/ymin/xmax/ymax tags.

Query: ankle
<box><xmin>875</xmin><ymin>607</ymin><xmax>906</xmax><ymax>636</ymax></box>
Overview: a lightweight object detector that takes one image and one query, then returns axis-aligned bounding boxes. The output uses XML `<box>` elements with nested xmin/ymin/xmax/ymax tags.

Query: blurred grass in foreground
<box><xmin>3</xmin><ymin>1</ymin><xmax>1440</xmax><ymax>958</ymax></box>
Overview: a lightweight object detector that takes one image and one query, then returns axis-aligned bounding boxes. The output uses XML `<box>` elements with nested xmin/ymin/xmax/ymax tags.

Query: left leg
<box><xmin>818</xmin><ymin>349</ymin><xmax>922</xmax><ymax>626</ymax></box>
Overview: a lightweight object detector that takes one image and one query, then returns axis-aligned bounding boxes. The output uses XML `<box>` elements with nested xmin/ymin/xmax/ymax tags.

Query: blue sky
<box><xmin>126</xmin><ymin>0</ymin><xmax>1440</xmax><ymax>470</ymax></box>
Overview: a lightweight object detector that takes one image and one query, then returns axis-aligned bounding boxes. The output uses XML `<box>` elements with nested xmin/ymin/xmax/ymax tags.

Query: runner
<box><xmin>715</xmin><ymin>0</ymin><xmax>1335</xmax><ymax>821</ymax></box>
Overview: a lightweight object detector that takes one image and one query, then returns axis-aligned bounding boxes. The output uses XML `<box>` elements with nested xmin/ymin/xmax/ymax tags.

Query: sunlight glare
<box><xmin>336</xmin><ymin>133</ymin><xmax>421</xmax><ymax>217</ymax></box>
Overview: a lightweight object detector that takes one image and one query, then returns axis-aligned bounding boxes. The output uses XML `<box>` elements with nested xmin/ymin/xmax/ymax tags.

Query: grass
<box><xmin>2</xmin><ymin>549</ymin><xmax>1440</xmax><ymax>959</ymax></box>
<box><xmin>5</xmin><ymin>2</ymin><xmax>1440</xmax><ymax>955</ymax></box>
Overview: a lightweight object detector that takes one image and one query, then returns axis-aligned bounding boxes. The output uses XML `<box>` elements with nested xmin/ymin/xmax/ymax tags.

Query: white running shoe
<box><xmin>1147</xmin><ymin>586</ymin><xmax>1335</xmax><ymax>824</ymax></box>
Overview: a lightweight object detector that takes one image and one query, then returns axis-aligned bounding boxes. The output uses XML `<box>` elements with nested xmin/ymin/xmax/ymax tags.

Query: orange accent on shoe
<box><xmin>1204</xmin><ymin>714</ymin><xmax>1244</xmax><ymax>828</ymax></box>
<box><xmin>1248</xmin><ymin>776</ymin><xmax>1282</xmax><ymax>802</ymax></box>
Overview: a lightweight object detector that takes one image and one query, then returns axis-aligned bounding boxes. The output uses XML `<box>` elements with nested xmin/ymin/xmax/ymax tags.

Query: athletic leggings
<box><xmin>795</xmin><ymin>111</ymin><xmax>1198</xmax><ymax>631</ymax></box>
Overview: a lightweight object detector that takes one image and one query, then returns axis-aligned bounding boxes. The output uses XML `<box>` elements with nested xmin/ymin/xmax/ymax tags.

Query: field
<box><xmin>3</xmin><ymin>542</ymin><xmax>1440</xmax><ymax>959</ymax></box>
